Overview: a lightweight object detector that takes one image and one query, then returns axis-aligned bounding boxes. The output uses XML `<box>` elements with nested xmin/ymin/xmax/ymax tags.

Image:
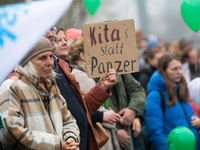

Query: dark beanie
<box><xmin>20</xmin><ymin>37</ymin><xmax>53</xmax><ymax>67</ymax></box>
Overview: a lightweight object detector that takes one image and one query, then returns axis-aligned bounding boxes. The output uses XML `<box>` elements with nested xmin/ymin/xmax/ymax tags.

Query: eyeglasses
<box><xmin>50</xmin><ymin>26</ymin><xmax>57</xmax><ymax>34</ymax></box>
<box><xmin>44</xmin><ymin>26</ymin><xmax>57</xmax><ymax>37</ymax></box>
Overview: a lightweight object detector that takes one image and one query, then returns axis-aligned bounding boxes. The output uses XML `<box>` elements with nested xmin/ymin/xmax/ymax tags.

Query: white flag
<box><xmin>0</xmin><ymin>0</ymin><xmax>73</xmax><ymax>84</ymax></box>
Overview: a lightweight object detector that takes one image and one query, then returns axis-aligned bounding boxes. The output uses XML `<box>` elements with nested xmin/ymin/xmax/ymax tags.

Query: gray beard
<box><xmin>52</xmin><ymin>43</ymin><xmax>58</xmax><ymax>52</ymax></box>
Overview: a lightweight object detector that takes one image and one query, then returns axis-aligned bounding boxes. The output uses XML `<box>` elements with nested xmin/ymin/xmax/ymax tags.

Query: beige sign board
<box><xmin>82</xmin><ymin>19</ymin><xmax>139</xmax><ymax>78</ymax></box>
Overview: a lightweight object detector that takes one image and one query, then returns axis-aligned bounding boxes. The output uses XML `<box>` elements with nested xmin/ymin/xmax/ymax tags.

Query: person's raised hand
<box><xmin>99</xmin><ymin>69</ymin><xmax>117</xmax><ymax>91</ymax></box>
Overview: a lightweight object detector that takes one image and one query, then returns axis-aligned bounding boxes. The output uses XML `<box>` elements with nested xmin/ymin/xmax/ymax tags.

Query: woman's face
<box><xmin>54</xmin><ymin>30</ymin><xmax>68</xmax><ymax>60</ymax></box>
<box><xmin>32</xmin><ymin>51</ymin><xmax>54</xmax><ymax>82</ymax></box>
<box><xmin>166</xmin><ymin>59</ymin><xmax>182</xmax><ymax>83</ymax></box>
<box><xmin>148</xmin><ymin>52</ymin><xmax>163</xmax><ymax>68</ymax></box>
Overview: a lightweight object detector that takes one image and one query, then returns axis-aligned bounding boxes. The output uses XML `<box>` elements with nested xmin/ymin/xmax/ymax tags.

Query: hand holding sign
<box><xmin>99</xmin><ymin>69</ymin><xmax>117</xmax><ymax>91</ymax></box>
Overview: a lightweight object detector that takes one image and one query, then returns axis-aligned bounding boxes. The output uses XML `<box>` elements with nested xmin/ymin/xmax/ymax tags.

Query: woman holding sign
<box><xmin>67</xmin><ymin>34</ymin><xmax>146</xmax><ymax>150</ymax></box>
<box><xmin>54</xmin><ymin>26</ymin><xmax>118</xmax><ymax>150</ymax></box>
<box><xmin>67</xmin><ymin>35</ymin><xmax>122</xmax><ymax>150</ymax></box>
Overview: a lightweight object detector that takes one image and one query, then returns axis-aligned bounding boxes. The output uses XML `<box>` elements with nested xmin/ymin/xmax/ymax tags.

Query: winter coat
<box><xmin>108</xmin><ymin>74</ymin><xmax>146</xmax><ymax>150</ymax></box>
<box><xmin>145</xmin><ymin>70</ymin><xmax>199</xmax><ymax>150</ymax></box>
<box><xmin>0</xmin><ymin>68</ymin><xmax>80</xmax><ymax>150</ymax></box>
<box><xmin>70</xmin><ymin>62</ymin><xmax>120</xmax><ymax>150</ymax></box>
<box><xmin>55</xmin><ymin>58</ymin><xmax>111</xmax><ymax>150</ymax></box>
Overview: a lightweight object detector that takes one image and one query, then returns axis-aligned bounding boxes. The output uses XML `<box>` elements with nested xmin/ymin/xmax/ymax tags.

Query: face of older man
<box><xmin>32</xmin><ymin>51</ymin><xmax>54</xmax><ymax>82</ymax></box>
<box><xmin>44</xmin><ymin>27</ymin><xmax>58</xmax><ymax>51</ymax></box>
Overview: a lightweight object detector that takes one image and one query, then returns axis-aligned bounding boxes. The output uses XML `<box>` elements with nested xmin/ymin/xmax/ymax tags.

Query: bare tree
<box><xmin>56</xmin><ymin>0</ymin><xmax>87</xmax><ymax>31</ymax></box>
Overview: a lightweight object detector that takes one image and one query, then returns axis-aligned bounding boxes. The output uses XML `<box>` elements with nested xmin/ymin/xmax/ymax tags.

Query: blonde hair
<box><xmin>17</xmin><ymin>60</ymin><xmax>57</xmax><ymax>82</ymax></box>
<box><xmin>67</xmin><ymin>36</ymin><xmax>84</xmax><ymax>64</ymax></box>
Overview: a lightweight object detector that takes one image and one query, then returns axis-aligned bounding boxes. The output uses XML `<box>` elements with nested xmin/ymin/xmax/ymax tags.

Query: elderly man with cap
<box><xmin>0</xmin><ymin>37</ymin><xmax>80</xmax><ymax>150</ymax></box>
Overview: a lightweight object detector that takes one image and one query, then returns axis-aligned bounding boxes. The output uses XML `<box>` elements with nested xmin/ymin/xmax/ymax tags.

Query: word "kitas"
<box><xmin>90</xmin><ymin>24</ymin><xmax>120</xmax><ymax>47</ymax></box>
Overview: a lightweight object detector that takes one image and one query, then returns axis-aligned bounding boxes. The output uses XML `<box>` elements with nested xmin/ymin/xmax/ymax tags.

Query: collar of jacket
<box><xmin>70</xmin><ymin>61</ymin><xmax>87</xmax><ymax>73</ymax></box>
<box><xmin>57</xmin><ymin>59</ymin><xmax>85</xmax><ymax>105</ymax></box>
<box><xmin>53</xmin><ymin>55</ymin><xmax>73</xmax><ymax>72</ymax></box>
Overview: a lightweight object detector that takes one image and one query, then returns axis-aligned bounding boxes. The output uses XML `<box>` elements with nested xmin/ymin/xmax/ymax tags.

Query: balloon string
<box><xmin>196</xmin><ymin>78</ymin><xmax>199</xmax><ymax>116</ymax></box>
<box><xmin>194</xmin><ymin>38</ymin><xmax>198</xmax><ymax>116</ymax></box>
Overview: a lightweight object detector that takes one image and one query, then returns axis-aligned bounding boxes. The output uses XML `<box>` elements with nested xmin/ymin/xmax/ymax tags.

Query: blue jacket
<box><xmin>145</xmin><ymin>71</ymin><xmax>199</xmax><ymax>150</ymax></box>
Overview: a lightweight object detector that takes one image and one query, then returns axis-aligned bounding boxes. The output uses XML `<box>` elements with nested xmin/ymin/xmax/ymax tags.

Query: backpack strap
<box><xmin>158</xmin><ymin>90</ymin><xmax>165</xmax><ymax>115</ymax></box>
<box><xmin>142</xmin><ymin>90</ymin><xmax>165</xmax><ymax>124</ymax></box>
<box><xmin>180</xmin><ymin>102</ymin><xmax>191</xmax><ymax>129</ymax></box>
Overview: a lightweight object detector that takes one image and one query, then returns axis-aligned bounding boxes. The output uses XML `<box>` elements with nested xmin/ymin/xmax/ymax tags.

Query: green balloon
<box><xmin>83</xmin><ymin>0</ymin><xmax>100</xmax><ymax>15</ymax></box>
<box><xmin>167</xmin><ymin>126</ymin><xmax>196</xmax><ymax>150</ymax></box>
<box><xmin>181</xmin><ymin>0</ymin><xmax>200</xmax><ymax>32</ymax></box>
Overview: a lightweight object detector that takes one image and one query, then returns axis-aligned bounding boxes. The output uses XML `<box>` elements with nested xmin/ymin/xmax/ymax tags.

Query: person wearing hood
<box><xmin>145</xmin><ymin>54</ymin><xmax>200</xmax><ymax>150</ymax></box>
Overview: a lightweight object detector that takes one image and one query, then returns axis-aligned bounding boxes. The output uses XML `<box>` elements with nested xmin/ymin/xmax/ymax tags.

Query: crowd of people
<box><xmin>0</xmin><ymin>25</ymin><xmax>200</xmax><ymax>150</ymax></box>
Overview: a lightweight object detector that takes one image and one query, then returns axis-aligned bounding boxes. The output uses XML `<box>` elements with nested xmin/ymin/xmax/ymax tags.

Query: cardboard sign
<box><xmin>82</xmin><ymin>19</ymin><xmax>139</xmax><ymax>78</ymax></box>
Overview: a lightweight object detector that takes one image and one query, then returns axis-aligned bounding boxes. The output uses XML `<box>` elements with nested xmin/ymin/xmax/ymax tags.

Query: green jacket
<box><xmin>107</xmin><ymin>73</ymin><xmax>146</xmax><ymax>150</ymax></box>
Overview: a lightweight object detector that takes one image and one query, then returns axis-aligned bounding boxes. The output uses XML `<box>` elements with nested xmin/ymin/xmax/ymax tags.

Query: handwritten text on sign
<box><xmin>82</xmin><ymin>19</ymin><xmax>139</xmax><ymax>78</ymax></box>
